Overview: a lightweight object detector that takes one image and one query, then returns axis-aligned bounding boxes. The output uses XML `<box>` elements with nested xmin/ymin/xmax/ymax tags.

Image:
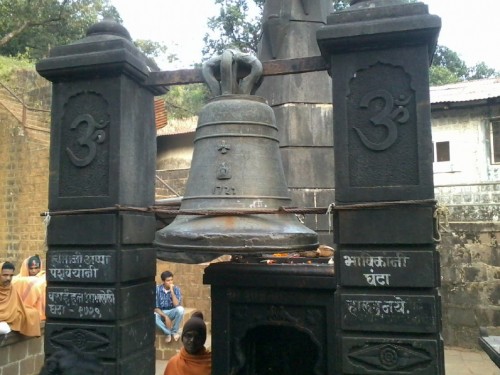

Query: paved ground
<box><xmin>155</xmin><ymin>346</ymin><xmax>500</xmax><ymax>375</ymax></box>
<box><xmin>445</xmin><ymin>346</ymin><xmax>500</xmax><ymax>375</ymax></box>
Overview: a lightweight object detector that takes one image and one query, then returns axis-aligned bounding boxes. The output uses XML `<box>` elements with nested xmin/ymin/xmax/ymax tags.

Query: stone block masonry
<box><xmin>435</xmin><ymin>183</ymin><xmax>500</xmax><ymax>222</ymax></box>
<box><xmin>0</xmin><ymin>99</ymin><xmax>50</xmax><ymax>265</ymax></box>
<box><xmin>439</xmin><ymin>228</ymin><xmax>500</xmax><ymax>349</ymax></box>
<box><xmin>0</xmin><ymin>328</ymin><xmax>45</xmax><ymax>375</ymax></box>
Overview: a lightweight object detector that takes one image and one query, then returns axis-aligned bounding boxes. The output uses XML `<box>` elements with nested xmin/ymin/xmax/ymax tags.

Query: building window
<box><xmin>434</xmin><ymin>141</ymin><xmax>450</xmax><ymax>162</ymax></box>
<box><xmin>491</xmin><ymin>120</ymin><xmax>500</xmax><ymax>164</ymax></box>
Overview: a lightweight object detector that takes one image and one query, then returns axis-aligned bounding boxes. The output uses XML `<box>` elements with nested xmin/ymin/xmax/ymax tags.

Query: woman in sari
<box><xmin>12</xmin><ymin>255</ymin><xmax>46</xmax><ymax>320</ymax></box>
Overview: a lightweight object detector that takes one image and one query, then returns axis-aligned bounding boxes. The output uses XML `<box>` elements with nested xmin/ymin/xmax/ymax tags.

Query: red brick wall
<box><xmin>0</xmin><ymin>105</ymin><xmax>50</xmax><ymax>268</ymax></box>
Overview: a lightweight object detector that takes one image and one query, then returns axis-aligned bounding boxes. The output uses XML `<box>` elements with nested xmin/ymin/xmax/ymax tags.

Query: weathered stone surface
<box><xmin>257</xmin><ymin>71</ymin><xmax>332</xmax><ymax>107</ymax></box>
<box><xmin>339</xmin><ymin>249</ymin><xmax>439</xmax><ymax>288</ymax></box>
<box><xmin>336</xmin><ymin>206</ymin><xmax>435</xmax><ymax>245</ymax></box>
<box><xmin>325</xmin><ymin>49</ymin><xmax>435</xmax><ymax>202</ymax></box>
<box><xmin>262</xmin><ymin>0</ymin><xmax>331</xmax><ymax>25</ymax></box>
<box><xmin>259</xmin><ymin>9</ymin><xmax>329</xmax><ymax>61</ymax></box>
<box><xmin>47</xmin><ymin>249</ymin><xmax>118</xmax><ymax>283</ymax></box>
<box><xmin>439</xmin><ymin>229</ymin><xmax>500</xmax><ymax>349</ymax></box>
<box><xmin>47</xmin><ymin>214</ymin><xmax>117</xmax><ymax>245</ymax></box>
<box><xmin>318</xmin><ymin>2</ymin><xmax>443</xmax><ymax>371</ymax></box>
<box><xmin>119</xmin><ymin>347</ymin><xmax>156</xmax><ymax>375</ymax></box>
<box><xmin>46</xmin><ymin>282</ymin><xmax>154</xmax><ymax>320</ymax></box>
<box><xmin>273</xmin><ymin>103</ymin><xmax>333</xmax><ymax>147</ymax></box>
<box><xmin>339</xmin><ymin>292</ymin><xmax>439</xmax><ymax>333</ymax></box>
<box><xmin>45</xmin><ymin>316</ymin><xmax>155</xmax><ymax>361</ymax></box>
<box><xmin>281</xmin><ymin>147</ymin><xmax>334</xmax><ymax>188</ymax></box>
<box><xmin>37</xmin><ymin>20</ymin><xmax>159</xmax><ymax>374</ymax></box>
<box><xmin>45</xmin><ymin>247</ymin><xmax>156</xmax><ymax>284</ymax></box>
<box><xmin>341</xmin><ymin>335</ymin><xmax>444</xmax><ymax>374</ymax></box>
<box><xmin>121</xmin><ymin>214</ymin><xmax>157</xmax><ymax>244</ymax></box>
<box><xmin>47</xmin><ymin>213</ymin><xmax>156</xmax><ymax>245</ymax></box>
<box><xmin>318</xmin><ymin>2</ymin><xmax>439</xmax><ymax>204</ymax></box>
<box><xmin>289</xmin><ymin>188</ymin><xmax>335</xmax><ymax>231</ymax></box>
<box><xmin>45</xmin><ymin>79</ymin><xmax>157</xmax><ymax>211</ymax></box>
<box><xmin>205</xmin><ymin>262</ymin><xmax>336</xmax><ymax>375</ymax></box>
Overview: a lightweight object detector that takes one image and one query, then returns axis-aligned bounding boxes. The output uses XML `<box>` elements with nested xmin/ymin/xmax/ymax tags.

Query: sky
<box><xmin>110</xmin><ymin>0</ymin><xmax>500</xmax><ymax>72</ymax></box>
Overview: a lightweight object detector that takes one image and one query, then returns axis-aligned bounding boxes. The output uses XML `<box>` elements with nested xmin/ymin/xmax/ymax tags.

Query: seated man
<box><xmin>0</xmin><ymin>261</ymin><xmax>40</xmax><ymax>336</ymax></box>
<box><xmin>12</xmin><ymin>254</ymin><xmax>47</xmax><ymax>320</ymax></box>
<box><xmin>154</xmin><ymin>270</ymin><xmax>184</xmax><ymax>343</ymax></box>
<box><xmin>164</xmin><ymin>311</ymin><xmax>211</xmax><ymax>375</ymax></box>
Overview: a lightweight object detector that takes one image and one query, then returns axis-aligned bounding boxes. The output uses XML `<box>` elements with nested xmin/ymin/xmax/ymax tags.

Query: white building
<box><xmin>431</xmin><ymin>78</ymin><xmax>500</xmax><ymax>222</ymax></box>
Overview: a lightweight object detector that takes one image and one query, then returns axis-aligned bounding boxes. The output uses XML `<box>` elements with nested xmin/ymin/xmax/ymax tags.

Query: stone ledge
<box><xmin>0</xmin><ymin>322</ymin><xmax>45</xmax><ymax>348</ymax></box>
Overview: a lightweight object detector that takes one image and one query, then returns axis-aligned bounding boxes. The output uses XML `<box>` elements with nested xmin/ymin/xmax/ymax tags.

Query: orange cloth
<box><xmin>164</xmin><ymin>347</ymin><xmax>211</xmax><ymax>375</ymax></box>
<box><xmin>12</xmin><ymin>257</ymin><xmax>47</xmax><ymax>320</ymax></box>
<box><xmin>0</xmin><ymin>262</ymin><xmax>41</xmax><ymax>337</ymax></box>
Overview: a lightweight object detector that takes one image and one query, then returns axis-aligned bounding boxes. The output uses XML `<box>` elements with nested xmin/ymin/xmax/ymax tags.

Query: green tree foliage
<box><xmin>0</xmin><ymin>55</ymin><xmax>33</xmax><ymax>81</ymax></box>
<box><xmin>163</xmin><ymin>84</ymin><xmax>210</xmax><ymax>120</ymax></box>
<box><xmin>0</xmin><ymin>0</ymin><xmax>171</xmax><ymax>67</ymax></box>
<box><xmin>468</xmin><ymin>61</ymin><xmax>497</xmax><ymax>81</ymax></box>
<box><xmin>203</xmin><ymin>0</ymin><xmax>418</xmax><ymax>57</ymax></box>
<box><xmin>0</xmin><ymin>0</ymin><xmax>122</xmax><ymax>61</ymax></box>
<box><xmin>430</xmin><ymin>45</ymin><xmax>499</xmax><ymax>85</ymax></box>
<box><xmin>431</xmin><ymin>46</ymin><xmax>468</xmax><ymax>81</ymax></box>
<box><xmin>202</xmin><ymin>0</ymin><xmax>265</xmax><ymax>58</ymax></box>
<box><xmin>429</xmin><ymin>65</ymin><xmax>460</xmax><ymax>86</ymax></box>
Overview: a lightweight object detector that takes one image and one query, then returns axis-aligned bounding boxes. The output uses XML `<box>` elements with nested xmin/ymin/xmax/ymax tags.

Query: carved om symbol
<box><xmin>66</xmin><ymin>114</ymin><xmax>109</xmax><ymax>167</ymax></box>
<box><xmin>354</xmin><ymin>89</ymin><xmax>411</xmax><ymax>151</ymax></box>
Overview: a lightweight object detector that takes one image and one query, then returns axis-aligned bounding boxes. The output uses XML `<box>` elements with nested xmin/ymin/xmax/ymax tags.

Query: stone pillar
<box><xmin>36</xmin><ymin>21</ymin><xmax>165</xmax><ymax>374</ymax></box>
<box><xmin>317</xmin><ymin>1</ymin><xmax>444</xmax><ymax>374</ymax></box>
<box><xmin>256</xmin><ymin>0</ymin><xmax>334</xmax><ymax>246</ymax></box>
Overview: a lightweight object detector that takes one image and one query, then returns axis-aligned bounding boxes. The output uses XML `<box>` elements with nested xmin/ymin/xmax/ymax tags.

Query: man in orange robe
<box><xmin>164</xmin><ymin>311</ymin><xmax>211</xmax><ymax>375</ymax></box>
<box><xmin>12</xmin><ymin>255</ymin><xmax>47</xmax><ymax>320</ymax></box>
<box><xmin>0</xmin><ymin>261</ymin><xmax>41</xmax><ymax>336</ymax></box>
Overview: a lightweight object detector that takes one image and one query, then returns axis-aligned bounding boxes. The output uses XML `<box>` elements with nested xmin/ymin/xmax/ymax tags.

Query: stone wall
<box><xmin>0</xmin><ymin>330</ymin><xmax>45</xmax><ymax>375</ymax></box>
<box><xmin>0</xmin><ymin>86</ymin><xmax>50</xmax><ymax>268</ymax></box>
<box><xmin>435</xmin><ymin>182</ymin><xmax>500</xmax><ymax>222</ymax></box>
<box><xmin>439</xmin><ymin>226</ymin><xmax>500</xmax><ymax>349</ymax></box>
<box><xmin>435</xmin><ymin>182</ymin><xmax>500</xmax><ymax>349</ymax></box>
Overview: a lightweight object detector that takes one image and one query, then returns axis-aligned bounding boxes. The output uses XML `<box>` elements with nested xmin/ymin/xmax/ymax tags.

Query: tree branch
<box><xmin>0</xmin><ymin>16</ymin><xmax>63</xmax><ymax>48</ymax></box>
<box><xmin>0</xmin><ymin>21</ymin><xmax>29</xmax><ymax>47</ymax></box>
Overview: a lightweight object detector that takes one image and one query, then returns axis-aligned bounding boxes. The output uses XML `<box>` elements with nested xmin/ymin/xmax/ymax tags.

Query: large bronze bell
<box><xmin>154</xmin><ymin>50</ymin><xmax>318</xmax><ymax>263</ymax></box>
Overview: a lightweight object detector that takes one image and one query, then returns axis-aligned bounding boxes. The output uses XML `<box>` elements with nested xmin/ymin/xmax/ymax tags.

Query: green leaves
<box><xmin>0</xmin><ymin>0</ymin><xmax>122</xmax><ymax>61</ymax></box>
<box><xmin>202</xmin><ymin>0</ymin><xmax>263</xmax><ymax>59</ymax></box>
<box><xmin>430</xmin><ymin>45</ymin><xmax>499</xmax><ymax>85</ymax></box>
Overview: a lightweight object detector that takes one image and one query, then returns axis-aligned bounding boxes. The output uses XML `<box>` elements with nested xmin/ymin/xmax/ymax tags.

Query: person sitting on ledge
<box><xmin>39</xmin><ymin>348</ymin><xmax>104</xmax><ymax>375</ymax></box>
<box><xmin>12</xmin><ymin>254</ymin><xmax>47</xmax><ymax>320</ymax></box>
<box><xmin>0</xmin><ymin>261</ymin><xmax>40</xmax><ymax>336</ymax></box>
<box><xmin>164</xmin><ymin>311</ymin><xmax>211</xmax><ymax>375</ymax></box>
<box><xmin>154</xmin><ymin>270</ymin><xmax>184</xmax><ymax>343</ymax></box>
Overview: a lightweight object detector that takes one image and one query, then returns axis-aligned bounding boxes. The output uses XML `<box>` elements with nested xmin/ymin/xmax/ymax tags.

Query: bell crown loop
<box><xmin>202</xmin><ymin>49</ymin><xmax>263</xmax><ymax>96</ymax></box>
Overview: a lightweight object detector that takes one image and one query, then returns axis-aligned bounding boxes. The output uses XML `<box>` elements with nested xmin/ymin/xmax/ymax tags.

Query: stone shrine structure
<box><xmin>36</xmin><ymin>21</ymin><xmax>165</xmax><ymax>374</ymax></box>
<box><xmin>317</xmin><ymin>0</ymin><xmax>443</xmax><ymax>373</ymax></box>
<box><xmin>34</xmin><ymin>0</ymin><xmax>444</xmax><ymax>373</ymax></box>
